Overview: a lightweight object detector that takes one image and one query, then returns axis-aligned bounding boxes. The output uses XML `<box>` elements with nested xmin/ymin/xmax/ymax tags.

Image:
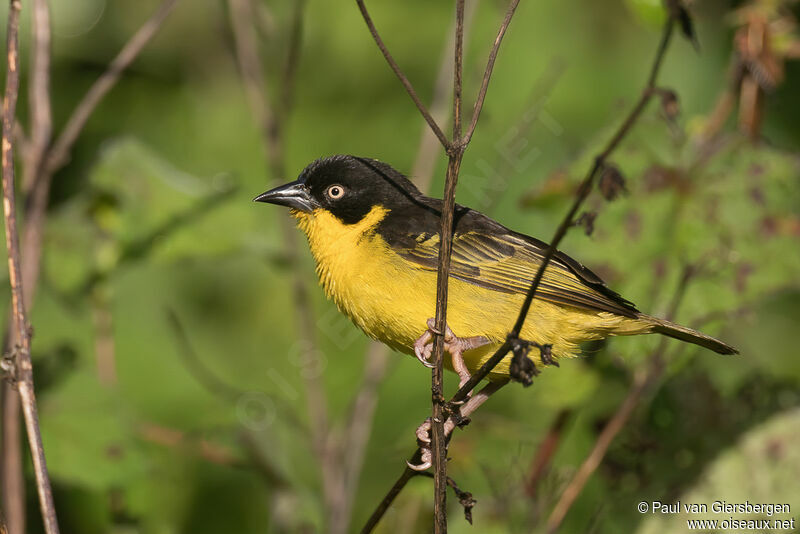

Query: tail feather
<box><xmin>647</xmin><ymin>316</ymin><xmax>738</xmax><ymax>355</ymax></box>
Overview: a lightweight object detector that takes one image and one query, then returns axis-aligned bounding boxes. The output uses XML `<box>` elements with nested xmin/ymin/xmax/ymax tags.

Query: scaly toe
<box><xmin>415</xmin><ymin>418</ymin><xmax>432</xmax><ymax>444</ymax></box>
<box><xmin>407</xmin><ymin>448</ymin><xmax>432</xmax><ymax>471</ymax></box>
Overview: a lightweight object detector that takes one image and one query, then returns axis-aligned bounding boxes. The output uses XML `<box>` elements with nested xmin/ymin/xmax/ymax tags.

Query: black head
<box><xmin>254</xmin><ymin>155</ymin><xmax>424</xmax><ymax>224</ymax></box>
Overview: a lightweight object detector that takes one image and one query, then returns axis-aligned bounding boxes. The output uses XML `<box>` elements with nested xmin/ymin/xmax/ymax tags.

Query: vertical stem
<box><xmin>1</xmin><ymin>1</ymin><xmax>60</xmax><ymax>532</ymax></box>
<box><xmin>430</xmin><ymin>2</ymin><xmax>467</xmax><ymax>529</ymax></box>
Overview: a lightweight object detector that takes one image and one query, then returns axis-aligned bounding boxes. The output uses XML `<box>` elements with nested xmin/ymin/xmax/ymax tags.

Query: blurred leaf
<box><xmin>635</xmin><ymin>407</ymin><xmax>800</xmax><ymax>534</ymax></box>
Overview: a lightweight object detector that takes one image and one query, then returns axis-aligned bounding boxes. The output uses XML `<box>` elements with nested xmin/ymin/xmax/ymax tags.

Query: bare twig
<box><xmin>335</xmin><ymin>342</ymin><xmax>390</xmax><ymax>534</ymax></box>
<box><xmin>23</xmin><ymin>0</ymin><xmax>52</xmax><ymax>195</ymax></box>
<box><xmin>139</xmin><ymin>422</ymin><xmax>242</xmax><ymax>467</ymax></box>
<box><xmin>1</xmin><ymin>1</ymin><xmax>59</xmax><ymax>532</ymax></box>
<box><xmin>360</xmin><ymin>380</ymin><xmax>507</xmax><ymax>533</ymax></box>
<box><xmin>342</xmin><ymin>9</ymin><xmax>483</xmax><ymax>527</ymax></box>
<box><xmin>1</xmin><ymin>1</ymin><xmax>51</xmax><ymax>527</ymax></box>
<box><xmin>355</xmin><ymin>0</ymin><xmax>450</xmax><ymax>150</ymax></box>
<box><xmin>411</xmin><ymin>1</ymin><xmax>479</xmax><ymax>191</ymax></box>
<box><xmin>428</xmin><ymin>2</ymin><xmax>468</xmax><ymax>529</ymax></box>
<box><xmin>545</xmin><ymin>265</ymin><xmax>695</xmax><ymax>533</ymax></box>
<box><xmin>45</xmin><ymin>0</ymin><xmax>180</xmax><ymax>175</ymax></box>
<box><xmin>355</xmin><ymin>1</ymin><xmax>523</xmax><ymax>529</ymax></box>
<box><xmin>524</xmin><ymin>408</ymin><xmax>572</xmax><ymax>498</ymax></box>
<box><xmin>450</xmin><ymin>15</ymin><xmax>677</xmax><ymax>404</ymax></box>
<box><xmin>461</xmin><ymin>0</ymin><xmax>522</xmax><ymax>146</ymax></box>
<box><xmin>226</xmin><ymin>0</ymin><xmax>346</xmax><ymax>526</ymax></box>
<box><xmin>1</xmin><ymin>385</ymin><xmax>24</xmax><ymax>534</ymax></box>
<box><xmin>2</xmin><ymin>2</ymin><xmax>179</xmax><ymax>531</ymax></box>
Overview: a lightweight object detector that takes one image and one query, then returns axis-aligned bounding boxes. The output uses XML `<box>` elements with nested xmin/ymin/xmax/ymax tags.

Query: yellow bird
<box><xmin>255</xmin><ymin>155</ymin><xmax>737</xmax><ymax>386</ymax></box>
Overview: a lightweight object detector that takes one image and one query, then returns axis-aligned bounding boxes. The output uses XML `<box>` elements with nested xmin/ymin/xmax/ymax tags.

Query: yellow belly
<box><xmin>294</xmin><ymin>207</ymin><xmax>650</xmax><ymax>380</ymax></box>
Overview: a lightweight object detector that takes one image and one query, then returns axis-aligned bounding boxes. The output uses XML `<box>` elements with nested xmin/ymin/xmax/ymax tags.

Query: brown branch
<box><xmin>355</xmin><ymin>0</ymin><xmax>450</xmax><ymax>150</ymax></box>
<box><xmin>45</xmin><ymin>0</ymin><xmax>180</xmax><ymax>175</ymax></box>
<box><xmin>524</xmin><ymin>408</ymin><xmax>572</xmax><ymax>498</ymax></box>
<box><xmin>360</xmin><ymin>380</ymin><xmax>507</xmax><ymax>533</ymax></box>
<box><xmin>334</xmin><ymin>342</ymin><xmax>390</xmax><ymax>534</ymax></box>
<box><xmin>461</xmin><ymin>0</ymin><xmax>522</xmax><ymax>146</ymax></box>
<box><xmin>428</xmin><ymin>2</ymin><xmax>468</xmax><ymax>528</ymax></box>
<box><xmin>342</xmin><ymin>10</ymin><xmax>483</xmax><ymax>527</ymax></box>
<box><xmin>226</xmin><ymin>0</ymin><xmax>348</xmax><ymax>527</ymax></box>
<box><xmin>545</xmin><ymin>265</ymin><xmax>695</xmax><ymax>533</ymax></box>
<box><xmin>139</xmin><ymin>422</ymin><xmax>242</xmax><ymax>467</ymax></box>
<box><xmin>357</xmin><ymin>1</ymin><xmax>523</xmax><ymax>529</ymax></box>
<box><xmin>411</xmin><ymin>0</ymin><xmax>479</xmax><ymax>192</ymax></box>
<box><xmin>1</xmin><ymin>1</ymin><xmax>59</xmax><ymax>532</ymax></box>
<box><xmin>450</xmin><ymin>14</ymin><xmax>677</xmax><ymax>404</ymax></box>
<box><xmin>22</xmin><ymin>0</ymin><xmax>52</xmax><ymax>196</ymax></box>
<box><xmin>1</xmin><ymin>385</ymin><xmax>24</xmax><ymax>534</ymax></box>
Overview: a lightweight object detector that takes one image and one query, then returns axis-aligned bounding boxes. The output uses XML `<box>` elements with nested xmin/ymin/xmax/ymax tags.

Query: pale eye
<box><xmin>326</xmin><ymin>184</ymin><xmax>345</xmax><ymax>200</ymax></box>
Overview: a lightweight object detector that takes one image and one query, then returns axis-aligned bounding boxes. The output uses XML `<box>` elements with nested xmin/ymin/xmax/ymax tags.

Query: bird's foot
<box><xmin>407</xmin><ymin>418</ymin><xmax>433</xmax><ymax>471</ymax></box>
<box><xmin>413</xmin><ymin>318</ymin><xmax>489</xmax><ymax>393</ymax></box>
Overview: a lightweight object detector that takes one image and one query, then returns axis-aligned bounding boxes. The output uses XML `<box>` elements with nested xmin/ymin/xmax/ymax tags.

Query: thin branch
<box><xmin>355</xmin><ymin>0</ymin><xmax>450</xmax><ymax>150</ymax></box>
<box><xmin>524</xmin><ymin>408</ymin><xmax>572</xmax><ymax>498</ymax></box>
<box><xmin>23</xmin><ymin>0</ymin><xmax>52</xmax><ymax>195</ymax></box>
<box><xmin>1</xmin><ymin>385</ymin><xmax>24</xmax><ymax>534</ymax></box>
<box><xmin>545</xmin><ymin>265</ymin><xmax>695</xmax><ymax>533</ymax></box>
<box><xmin>228</xmin><ymin>0</ymin><xmax>280</xmax><ymax>167</ymax></box>
<box><xmin>411</xmin><ymin>0</ymin><xmax>480</xmax><ymax>192</ymax></box>
<box><xmin>461</xmin><ymin>0</ymin><xmax>522</xmax><ymax>146</ymax></box>
<box><xmin>1</xmin><ymin>1</ymin><xmax>59</xmax><ymax>532</ymax></box>
<box><xmin>451</xmin><ymin>15</ymin><xmax>676</xmax><ymax>403</ymax></box>
<box><xmin>361</xmin><ymin>381</ymin><xmax>507</xmax><ymax>533</ymax></box>
<box><xmin>344</xmin><ymin>11</ymin><xmax>481</xmax><ymax>527</ymax></box>
<box><xmin>44</xmin><ymin>0</ymin><xmax>180</xmax><ymax>175</ymax></box>
<box><xmin>334</xmin><ymin>342</ymin><xmax>390</xmax><ymax>534</ymax></box>
<box><xmin>358</xmin><ymin>1</ymin><xmax>523</xmax><ymax>529</ymax></box>
<box><xmin>429</xmin><ymin>2</ymin><xmax>469</xmax><ymax>528</ymax></box>
<box><xmin>226</xmin><ymin>0</ymin><xmax>344</xmax><ymax>526</ymax></box>
<box><xmin>1</xmin><ymin>1</ymin><xmax>50</xmax><ymax>526</ymax></box>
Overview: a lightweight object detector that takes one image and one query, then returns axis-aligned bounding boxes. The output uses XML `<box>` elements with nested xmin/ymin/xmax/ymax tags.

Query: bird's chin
<box><xmin>289</xmin><ymin>208</ymin><xmax>315</xmax><ymax>220</ymax></box>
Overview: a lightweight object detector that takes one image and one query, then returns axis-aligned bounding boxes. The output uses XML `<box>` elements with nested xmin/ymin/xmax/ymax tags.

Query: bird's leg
<box><xmin>413</xmin><ymin>318</ymin><xmax>490</xmax><ymax>390</ymax></box>
<box><xmin>407</xmin><ymin>380</ymin><xmax>507</xmax><ymax>471</ymax></box>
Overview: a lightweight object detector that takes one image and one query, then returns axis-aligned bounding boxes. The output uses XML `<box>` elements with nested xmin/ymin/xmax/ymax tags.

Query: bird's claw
<box><xmin>413</xmin><ymin>330</ymin><xmax>435</xmax><ymax>368</ymax></box>
<box><xmin>408</xmin><ymin>418</ymin><xmax>433</xmax><ymax>471</ymax></box>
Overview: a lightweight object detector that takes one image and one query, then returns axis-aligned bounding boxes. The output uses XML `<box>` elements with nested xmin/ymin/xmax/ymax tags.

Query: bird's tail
<box><xmin>645</xmin><ymin>316</ymin><xmax>738</xmax><ymax>355</ymax></box>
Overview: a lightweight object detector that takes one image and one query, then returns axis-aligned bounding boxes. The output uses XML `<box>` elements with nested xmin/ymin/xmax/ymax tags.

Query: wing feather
<box><xmin>394</xmin><ymin>228</ymin><xmax>639</xmax><ymax>318</ymax></box>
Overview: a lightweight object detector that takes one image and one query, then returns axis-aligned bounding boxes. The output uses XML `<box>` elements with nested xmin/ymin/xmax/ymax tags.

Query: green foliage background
<box><xmin>1</xmin><ymin>0</ymin><xmax>799</xmax><ymax>532</ymax></box>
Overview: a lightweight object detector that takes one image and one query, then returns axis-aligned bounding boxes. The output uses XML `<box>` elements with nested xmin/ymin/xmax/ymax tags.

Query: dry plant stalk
<box><xmin>1</xmin><ymin>1</ymin><xmax>59</xmax><ymax>533</ymax></box>
<box><xmin>356</xmin><ymin>0</ymin><xmax>521</xmax><ymax>530</ymax></box>
<box><xmin>1</xmin><ymin>1</ymin><xmax>181</xmax><ymax>532</ymax></box>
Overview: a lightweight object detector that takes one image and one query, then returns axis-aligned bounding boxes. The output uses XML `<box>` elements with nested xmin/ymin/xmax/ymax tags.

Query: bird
<box><xmin>255</xmin><ymin>155</ymin><xmax>737</xmax><ymax>387</ymax></box>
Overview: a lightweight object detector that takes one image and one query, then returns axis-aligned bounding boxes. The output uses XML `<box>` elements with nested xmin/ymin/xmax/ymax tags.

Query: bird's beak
<box><xmin>253</xmin><ymin>180</ymin><xmax>318</xmax><ymax>212</ymax></box>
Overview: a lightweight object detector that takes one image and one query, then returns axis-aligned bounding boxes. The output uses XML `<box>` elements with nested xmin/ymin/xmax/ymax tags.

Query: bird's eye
<box><xmin>326</xmin><ymin>184</ymin><xmax>345</xmax><ymax>200</ymax></box>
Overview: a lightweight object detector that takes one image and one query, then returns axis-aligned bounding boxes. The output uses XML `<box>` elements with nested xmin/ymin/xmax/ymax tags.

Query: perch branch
<box><xmin>360</xmin><ymin>380</ymin><xmax>507</xmax><ymax>533</ymax></box>
<box><xmin>23</xmin><ymin>0</ymin><xmax>52</xmax><ymax>195</ymax></box>
<box><xmin>356</xmin><ymin>0</ymin><xmax>522</xmax><ymax>529</ymax></box>
<box><xmin>226</xmin><ymin>0</ymin><xmax>347</xmax><ymax>526</ymax></box>
<box><xmin>461</xmin><ymin>0</ymin><xmax>522</xmax><ymax>146</ymax></box>
<box><xmin>411</xmin><ymin>0</ymin><xmax>479</xmax><ymax>192</ymax></box>
<box><xmin>355</xmin><ymin>0</ymin><xmax>450</xmax><ymax>150</ymax></box>
<box><xmin>1</xmin><ymin>1</ymin><xmax>59</xmax><ymax>532</ymax></box>
<box><xmin>44</xmin><ymin>0</ymin><xmax>180</xmax><ymax>175</ymax></box>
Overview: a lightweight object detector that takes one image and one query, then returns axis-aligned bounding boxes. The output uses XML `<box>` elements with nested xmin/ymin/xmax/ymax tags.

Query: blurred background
<box><xmin>0</xmin><ymin>0</ymin><xmax>799</xmax><ymax>532</ymax></box>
